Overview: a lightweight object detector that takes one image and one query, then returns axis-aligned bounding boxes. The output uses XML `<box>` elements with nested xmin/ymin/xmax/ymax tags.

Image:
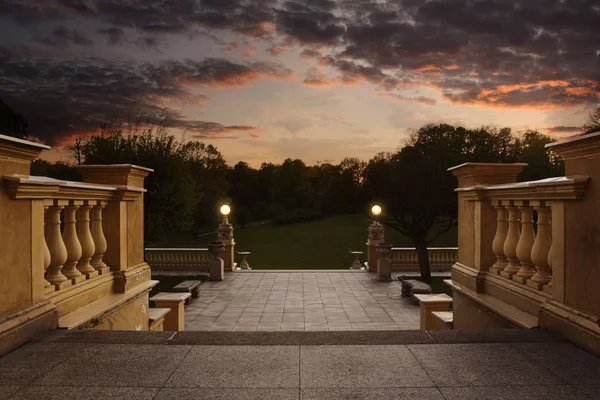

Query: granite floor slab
<box><xmin>185</xmin><ymin>272</ymin><xmax>419</xmax><ymax>331</ymax></box>
<box><xmin>3</xmin><ymin>339</ymin><xmax>598</xmax><ymax>400</ymax></box>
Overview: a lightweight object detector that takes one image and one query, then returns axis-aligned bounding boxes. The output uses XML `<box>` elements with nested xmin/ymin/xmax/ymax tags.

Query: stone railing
<box><xmin>448</xmin><ymin>131</ymin><xmax>600</xmax><ymax>356</ymax></box>
<box><xmin>0</xmin><ymin>134</ymin><xmax>156</xmax><ymax>355</ymax></box>
<box><xmin>5</xmin><ymin>175</ymin><xmax>146</xmax><ymax>293</ymax></box>
<box><xmin>390</xmin><ymin>247</ymin><xmax>458</xmax><ymax>271</ymax></box>
<box><xmin>453</xmin><ymin>175</ymin><xmax>588</xmax><ymax>302</ymax></box>
<box><xmin>145</xmin><ymin>248</ymin><xmax>211</xmax><ymax>271</ymax></box>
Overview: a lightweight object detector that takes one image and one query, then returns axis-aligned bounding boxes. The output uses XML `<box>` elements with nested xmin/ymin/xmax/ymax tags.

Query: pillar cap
<box><xmin>0</xmin><ymin>133</ymin><xmax>50</xmax><ymax>163</ymax></box>
<box><xmin>545</xmin><ymin>131</ymin><xmax>600</xmax><ymax>161</ymax></box>
<box><xmin>75</xmin><ymin>164</ymin><xmax>153</xmax><ymax>188</ymax></box>
<box><xmin>448</xmin><ymin>162</ymin><xmax>527</xmax><ymax>188</ymax></box>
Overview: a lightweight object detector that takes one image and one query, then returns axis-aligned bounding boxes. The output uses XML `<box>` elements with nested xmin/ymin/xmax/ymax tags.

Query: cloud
<box><xmin>34</xmin><ymin>25</ymin><xmax>93</xmax><ymax>47</ymax></box>
<box><xmin>377</xmin><ymin>92</ymin><xmax>437</xmax><ymax>106</ymax></box>
<box><xmin>0</xmin><ymin>0</ymin><xmax>599</xmax><ymax>112</ymax></box>
<box><xmin>0</xmin><ymin>47</ymin><xmax>291</xmax><ymax>144</ymax></box>
<box><xmin>267</xmin><ymin>45</ymin><xmax>284</xmax><ymax>56</ymax></box>
<box><xmin>545</xmin><ymin>126</ymin><xmax>582</xmax><ymax>134</ymax></box>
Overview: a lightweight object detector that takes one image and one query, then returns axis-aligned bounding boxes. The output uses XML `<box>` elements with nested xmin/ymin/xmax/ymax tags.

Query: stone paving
<box><xmin>184</xmin><ymin>271</ymin><xmax>420</xmax><ymax>331</ymax></box>
<box><xmin>1</xmin><ymin>330</ymin><xmax>599</xmax><ymax>400</ymax></box>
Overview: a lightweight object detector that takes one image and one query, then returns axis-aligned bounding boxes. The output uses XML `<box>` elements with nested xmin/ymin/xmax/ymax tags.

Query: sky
<box><xmin>0</xmin><ymin>0</ymin><xmax>599</xmax><ymax>167</ymax></box>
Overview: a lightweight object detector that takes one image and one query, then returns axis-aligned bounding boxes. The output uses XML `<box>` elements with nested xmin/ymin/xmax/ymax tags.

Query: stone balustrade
<box><xmin>448</xmin><ymin>131</ymin><xmax>600</xmax><ymax>356</ymax></box>
<box><xmin>390</xmin><ymin>247</ymin><xmax>458</xmax><ymax>271</ymax></box>
<box><xmin>145</xmin><ymin>248</ymin><xmax>212</xmax><ymax>271</ymax></box>
<box><xmin>4</xmin><ymin>175</ymin><xmax>146</xmax><ymax>293</ymax></box>
<box><xmin>455</xmin><ymin>175</ymin><xmax>589</xmax><ymax>298</ymax></box>
<box><xmin>0</xmin><ymin>134</ymin><xmax>156</xmax><ymax>355</ymax></box>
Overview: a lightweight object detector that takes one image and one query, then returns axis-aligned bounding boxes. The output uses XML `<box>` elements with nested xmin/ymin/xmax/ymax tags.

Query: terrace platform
<box><xmin>1</xmin><ymin>329</ymin><xmax>598</xmax><ymax>400</ymax></box>
<box><xmin>183</xmin><ymin>271</ymin><xmax>421</xmax><ymax>331</ymax></box>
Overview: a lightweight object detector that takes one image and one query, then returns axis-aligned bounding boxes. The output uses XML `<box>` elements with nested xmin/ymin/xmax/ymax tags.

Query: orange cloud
<box><xmin>415</xmin><ymin>65</ymin><xmax>442</xmax><ymax>72</ymax></box>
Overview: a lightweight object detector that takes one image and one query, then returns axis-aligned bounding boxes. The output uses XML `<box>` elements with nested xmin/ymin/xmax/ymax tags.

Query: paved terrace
<box><xmin>1</xmin><ymin>330</ymin><xmax>599</xmax><ymax>399</ymax></box>
<box><xmin>184</xmin><ymin>271</ymin><xmax>420</xmax><ymax>331</ymax></box>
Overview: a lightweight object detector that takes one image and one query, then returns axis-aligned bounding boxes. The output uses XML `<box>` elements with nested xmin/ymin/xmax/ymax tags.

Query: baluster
<box><xmin>490</xmin><ymin>201</ymin><xmax>509</xmax><ymax>275</ymax></box>
<box><xmin>513</xmin><ymin>202</ymin><xmax>536</xmax><ymax>284</ymax></box>
<box><xmin>545</xmin><ymin>212</ymin><xmax>554</xmax><ymax>294</ymax></box>
<box><xmin>90</xmin><ymin>201</ymin><xmax>109</xmax><ymax>274</ymax></box>
<box><xmin>43</xmin><ymin>205</ymin><xmax>52</xmax><ymax>288</ymax></box>
<box><xmin>528</xmin><ymin>203</ymin><xmax>552</xmax><ymax>289</ymax></box>
<box><xmin>77</xmin><ymin>201</ymin><xmax>97</xmax><ymax>278</ymax></box>
<box><xmin>500</xmin><ymin>203</ymin><xmax>521</xmax><ymax>278</ymax></box>
<box><xmin>62</xmin><ymin>201</ymin><xmax>85</xmax><ymax>284</ymax></box>
<box><xmin>45</xmin><ymin>202</ymin><xmax>69</xmax><ymax>288</ymax></box>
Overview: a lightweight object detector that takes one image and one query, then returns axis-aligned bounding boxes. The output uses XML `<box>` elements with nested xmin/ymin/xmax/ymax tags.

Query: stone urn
<box><xmin>209</xmin><ymin>241</ymin><xmax>226</xmax><ymax>259</ymax></box>
<box><xmin>376</xmin><ymin>243</ymin><xmax>394</xmax><ymax>258</ymax></box>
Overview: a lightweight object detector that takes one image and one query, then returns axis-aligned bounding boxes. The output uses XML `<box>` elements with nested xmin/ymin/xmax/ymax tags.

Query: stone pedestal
<box><xmin>210</xmin><ymin>258</ymin><xmax>224</xmax><ymax>281</ymax></box>
<box><xmin>238</xmin><ymin>252</ymin><xmax>251</xmax><ymax>270</ymax></box>
<box><xmin>367</xmin><ymin>221</ymin><xmax>384</xmax><ymax>272</ymax></box>
<box><xmin>350</xmin><ymin>251</ymin><xmax>363</xmax><ymax>270</ymax></box>
<box><xmin>376</xmin><ymin>244</ymin><xmax>393</xmax><ymax>282</ymax></box>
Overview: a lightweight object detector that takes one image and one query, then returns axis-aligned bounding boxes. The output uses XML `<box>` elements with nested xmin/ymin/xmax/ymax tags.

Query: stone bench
<box><xmin>170</xmin><ymin>280</ymin><xmax>202</xmax><ymax>304</ymax></box>
<box><xmin>148</xmin><ymin>308</ymin><xmax>170</xmax><ymax>331</ymax></box>
<box><xmin>414</xmin><ymin>293</ymin><xmax>453</xmax><ymax>330</ymax></box>
<box><xmin>149</xmin><ymin>292</ymin><xmax>191</xmax><ymax>331</ymax></box>
<box><xmin>399</xmin><ymin>279</ymin><xmax>432</xmax><ymax>303</ymax></box>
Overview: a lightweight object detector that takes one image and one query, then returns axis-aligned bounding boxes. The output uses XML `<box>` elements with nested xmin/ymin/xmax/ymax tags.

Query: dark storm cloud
<box><xmin>97</xmin><ymin>27</ymin><xmax>125</xmax><ymax>45</ymax></box>
<box><xmin>34</xmin><ymin>25</ymin><xmax>93</xmax><ymax>47</ymax></box>
<box><xmin>274</xmin><ymin>0</ymin><xmax>346</xmax><ymax>45</ymax></box>
<box><xmin>0</xmin><ymin>47</ymin><xmax>290</xmax><ymax>144</ymax></box>
<box><xmin>1</xmin><ymin>0</ymin><xmax>599</xmax><ymax>110</ymax></box>
<box><xmin>545</xmin><ymin>126</ymin><xmax>583</xmax><ymax>134</ymax></box>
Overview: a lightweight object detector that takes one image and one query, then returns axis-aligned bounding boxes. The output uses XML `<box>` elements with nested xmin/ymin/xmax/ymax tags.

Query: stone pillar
<box><xmin>217</xmin><ymin>217</ymin><xmax>235</xmax><ymax>271</ymax></box>
<box><xmin>367</xmin><ymin>221</ymin><xmax>384</xmax><ymax>272</ymax></box>
<box><xmin>540</xmin><ymin>132</ymin><xmax>600</xmax><ymax>356</ymax></box>
<box><xmin>448</xmin><ymin>163</ymin><xmax>526</xmax><ymax>292</ymax></box>
<box><xmin>0</xmin><ymin>134</ymin><xmax>55</xmax><ymax>356</ymax></box>
<box><xmin>75</xmin><ymin>164</ymin><xmax>153</xmax><ymax>293</ymax></box>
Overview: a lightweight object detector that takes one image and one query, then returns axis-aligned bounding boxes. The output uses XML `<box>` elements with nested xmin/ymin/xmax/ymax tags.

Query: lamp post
<box><xmin>367</xmin><ymin>205</ymin><xmax>385</xmax><ymax>272</ymax></box>
<box><xmin>217</xmin><ymin>204</ymin><xmax>235</xmax><ymax>271</ymax></box>
<box><xmin>220</xmin><ymin>204</ymin><xmax>231</xmax><ymax>224</ymax></box>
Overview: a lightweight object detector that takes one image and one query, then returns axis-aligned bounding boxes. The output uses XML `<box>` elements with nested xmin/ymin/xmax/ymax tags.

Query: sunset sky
<box><xmin>1</xmin><ymin>0</ymin><xmax>599</xmax><ymax>166</ymax></box>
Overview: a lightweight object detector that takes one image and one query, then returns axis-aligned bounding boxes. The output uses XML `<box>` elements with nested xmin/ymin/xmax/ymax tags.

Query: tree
<box><xmin>74</xmin><ymin>120</ymin><xmax>200</xmax><ymax>243</ymax></box>
<box><xmin>513</xmin><ymin>131</ymin><xmax>564</xmax><ymax>181</ymax></box>
<box><xmin>0</xmin><ymin>97</ymin><xmax>28</xmax><ymax>139</ymax></box>
<box><xmin>363</xmin><ymin>123</ymin><xmax>553</xmax><ymax>282</ymax></box>
<box><xmin>583</xmin><ymin>106</ymin><xmax>600</xmax><ymax>134</ymax></box>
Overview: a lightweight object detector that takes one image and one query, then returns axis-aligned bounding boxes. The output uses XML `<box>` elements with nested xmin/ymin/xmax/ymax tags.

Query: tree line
<box><xmin>3</xmin><ymin>97</ymin><xmax>598</xmax><ymax>280</ymax></box>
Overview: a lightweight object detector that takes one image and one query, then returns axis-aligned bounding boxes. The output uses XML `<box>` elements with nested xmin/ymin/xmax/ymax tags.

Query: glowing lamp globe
<box><xmin>371</xmin><ymin>205</ymin><xmax>382</xmax><ymax>216</ymax></box>
<box><xmin>220</xmin><ymin>205</ymin><xmax>231</xmax><ymax>216</ymax></box>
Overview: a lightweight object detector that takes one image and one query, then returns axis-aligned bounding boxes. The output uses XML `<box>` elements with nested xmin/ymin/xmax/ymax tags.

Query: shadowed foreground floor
<box><xmin>1</xmin><ymin>330</ymin><xmax>599</xmax><ymax>400</ymax></box>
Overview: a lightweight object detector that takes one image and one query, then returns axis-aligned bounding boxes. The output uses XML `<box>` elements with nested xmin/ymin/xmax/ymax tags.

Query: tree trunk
<box><xmin>415</xmin><ymin>239</ymin><xmax>432</xmax><ymax>283</ymax></box>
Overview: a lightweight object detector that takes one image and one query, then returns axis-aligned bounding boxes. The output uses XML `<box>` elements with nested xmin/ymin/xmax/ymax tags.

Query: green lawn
<box><xmin>153</xmin><ymin>214</ymin><xmax>457</xmax><ymax>270</ymax></box>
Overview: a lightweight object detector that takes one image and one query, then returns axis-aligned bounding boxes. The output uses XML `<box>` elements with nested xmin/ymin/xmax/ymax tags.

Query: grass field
<box><xmin>154</xmin><ymin>214</ymin><xmax>457</xmax><ymax>270</ymax></box>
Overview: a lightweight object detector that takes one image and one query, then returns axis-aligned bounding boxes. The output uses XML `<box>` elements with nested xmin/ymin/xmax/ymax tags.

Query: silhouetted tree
<box><xmin>0</xmin><ymin>97</ymin><xmax>29</xmax><ymax>139</ymax></box>
<box><xmin>583</xmin><ymin>105</ymin><xmax>600</xmax><ymax>134</ymax></box>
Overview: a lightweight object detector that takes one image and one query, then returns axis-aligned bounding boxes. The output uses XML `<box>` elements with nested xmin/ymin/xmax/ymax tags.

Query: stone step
<box><xmin>432</xmin><ymin>311</ymin><xmax>454</xmax><ymax>330</ymax></box>
<box><xmin>149</xmin><ymin>308</ymin><xmax>170</xmax><ymax>332</ymax></box>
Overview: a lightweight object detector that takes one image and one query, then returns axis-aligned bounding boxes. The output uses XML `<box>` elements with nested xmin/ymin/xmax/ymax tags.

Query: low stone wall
<box><xmin>390</xmin><ymin>247</ymin><xmax>458</xmax><ymax>272</ymax></box>
<box><xmin>145</xmin><ymin>248</ymin><xmax>211</xmax><ymax>272</ymax></box>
